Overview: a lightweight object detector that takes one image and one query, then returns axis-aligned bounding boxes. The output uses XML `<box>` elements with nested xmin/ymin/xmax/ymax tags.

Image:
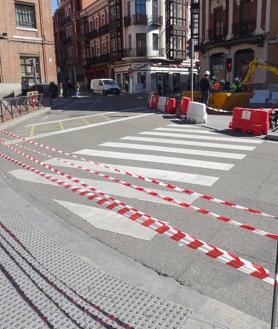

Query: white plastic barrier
<box><xmin>157</xmin><ymin>97</ymin><xmax>168</xmax><ymax>112</ymax></box>
<box><xmin>187</xmin><ymin>102</ymin><xmax>207</xmax><ymax>123</ymax></box>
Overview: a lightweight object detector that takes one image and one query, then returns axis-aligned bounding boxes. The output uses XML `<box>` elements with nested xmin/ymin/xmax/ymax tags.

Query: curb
<box><xmin>265</xmin><ymin>133</ymin><xmax>278</xmax><ymax>142</ymax></box>
<box><xmin>0</xmin><ymin>107</ymin><xmax>51</xmax><ymax>129</ymax></box>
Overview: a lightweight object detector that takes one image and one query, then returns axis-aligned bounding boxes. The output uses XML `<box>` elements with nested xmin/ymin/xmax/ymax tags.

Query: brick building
<box><xmin>0</xmin><ymin>0</ymin><xmax>57</xmax><ymax>85</ymax></box>
<box><xmin>54</xmin><ymin>0</ymin><xmax>82</xmax><ymax>84</ymax></box>
<box><xmin>54</xmin><ymin>0</ymin><xmax>198</xmax><ymax>93</ymax></box>
<box><xmin>199</xmin><ymin>0</ymin><xmax>278</xmax><ymax>87</ymax></box>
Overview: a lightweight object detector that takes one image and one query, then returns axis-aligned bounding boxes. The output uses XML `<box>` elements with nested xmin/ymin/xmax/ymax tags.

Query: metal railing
<box><xmin>0</xmin><ymin>94</ymin><xmax>43</xmax><ymax>123</ymax></box>
<box><xmin>232</xmin><ymin>20</ymin><xmax>256</xmax><ymax>37</ymax></box>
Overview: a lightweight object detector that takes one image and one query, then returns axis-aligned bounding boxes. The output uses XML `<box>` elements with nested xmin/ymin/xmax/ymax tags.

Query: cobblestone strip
<box><xmin>1</xmin><ymin>129</ymin><xmax>276</xmax><ymax>220</ymax></box>
<box><xmin>0</xmin><ymin>205</ymin><xmax>190</xmax><ymax>329</ymax></box>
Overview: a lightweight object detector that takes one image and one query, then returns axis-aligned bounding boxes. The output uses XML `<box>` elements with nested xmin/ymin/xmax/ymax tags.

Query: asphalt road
<box><xmin>0</xmin><ymin>94</ymin><xmax>277</xmax><ymax>324</ymax></box>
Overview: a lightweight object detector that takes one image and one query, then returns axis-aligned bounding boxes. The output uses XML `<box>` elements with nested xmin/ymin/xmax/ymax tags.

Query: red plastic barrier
<box><xmin>165</xmin><ymin>98</ymin><xmax>176</xmax><ymax>114</ymax></box>
<box><xmin>179</xmin><ymin>97</ymin><xmax>191</xmax><ymax>115</ymax></box>
<box><xmin>229</xmin><ymin>107</ymin><xmax>272</xmax><ymax>135</ymax></box>
<box><xmin>149</xmin><ymin>94</ymin><xmax>159</xmax><ymax>110</ymax></box>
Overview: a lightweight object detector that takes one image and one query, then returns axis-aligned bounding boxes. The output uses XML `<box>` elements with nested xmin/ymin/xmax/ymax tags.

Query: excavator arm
<box><xmin>241</xmin><ymin>59</ymin><xmax>278</xmax><ymax>84</ymax></box>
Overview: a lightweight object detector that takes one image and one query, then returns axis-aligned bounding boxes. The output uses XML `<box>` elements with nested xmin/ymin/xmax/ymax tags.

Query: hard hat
<box><xmin>235</xmin><ymin>77</ymin><xmax>240</xmax><ymax>82</ymax></box>
<box><xmin>220</xmin><ymin>80</ymin><xmax>225</xmax><ymax>84</ymax></box>
<box><xmin>204</xmin><ymin>70</ymin><xmax>210</xmax><ymax>76</ymax></box>
<box><xmin>212</xmin><ymin>75</ymin><xmax>216</xmax><ymax>80</ymax></box>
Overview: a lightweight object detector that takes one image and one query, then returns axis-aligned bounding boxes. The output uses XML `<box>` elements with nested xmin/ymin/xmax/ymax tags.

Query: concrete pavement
<box><xmin>0</xmin><ymin>174</ymin><xmax>272</xmax><ymax>329</ymax></box>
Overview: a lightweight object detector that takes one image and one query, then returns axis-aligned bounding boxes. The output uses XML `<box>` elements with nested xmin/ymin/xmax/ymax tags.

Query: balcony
<box><xmin>133</xmin><ymin>14</ymin><xmax>148</xmax><ymax>25</ymax></box>
<box><xmin>208</xmin><ymin>29</ymin><xmax>226</xmax><ymax>43</ymax></box>
<box><xmin>124</xmin><ymin>16</ymin><xmax>131</xmax><ymax>27</ymax></box>
<box><xmin>123</xmin><ymin>47</ymin><xmax>165</xmax><ymax>58</ymax></box>
<box><xmin>85</xmin><ymin>25</ymin><xmax>109</xmax><ymax>40</ymax></box>
<box><xmin>63</xmin><ymin>36</ymin><xmax>72</xmax><ymax>45</ymax></box>
<box><xmin>232</xmin><ymin>20</ymin><xmax>256</xmax><ymax>38</ymax></box>
<box><xmin>150</xmin><ymin>15</ymin><xmax>163</xmax><ymax>26</ymax></box>
<box><xmin>87</xmin><ymin>54</ymin><xmax>111</xmax><ymax>65</ymax></box>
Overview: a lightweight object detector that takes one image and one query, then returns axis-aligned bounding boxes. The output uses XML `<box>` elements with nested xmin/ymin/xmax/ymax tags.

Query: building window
<box><xmin>210</xmin><ymin>53</ymin><xmax>226</xmax><ymax>81</ymax></box>
<box><xmin>153</xmin><ymin>33</ymin><xmax>159</xmax><ymax>51</ymax></box>
<box><xmin>128</xmin><ymin>34</ymin><xmax>132</xmax><ymax>49</ymax></box>
<box><xmin>213</xmin><ymin>8</ymin><xmax>224</xmax><ymax>40</ymax></box>
<box><xmin>20</xmin><ymin>57</ymin><xmax>40</xmax><ymax>85</ymax></box>
<box><xmin>135</xmin><ymin>0</ymin><xmax>146</xmax><ymax>15</ymax></box>
<box><xmin>15</xmin><ymin>3</ymin><xmax>36</xmax><ymax>29</ymax></box>
<box><xmin>234</xmin><ymin>49</ymin><xmax>254</xmax><ymax>80</ymax></box>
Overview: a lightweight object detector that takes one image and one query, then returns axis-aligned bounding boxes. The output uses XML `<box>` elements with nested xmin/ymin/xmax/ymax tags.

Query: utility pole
<box><xmin>271</xmin><ymin>240</ymin><xmax>278</xmax><ymax>329</ymax></box>
<box><xmin>190</xmin><ymin>0</ymin><xmax>194</xmax><ymax>101</ymax></box>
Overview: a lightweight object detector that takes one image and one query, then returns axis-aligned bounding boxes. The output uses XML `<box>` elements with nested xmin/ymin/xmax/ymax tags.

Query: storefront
<box><xmin>114</xmin><ymin>62</ymin><xmax>198</xmax><ymax>94</ymax></box>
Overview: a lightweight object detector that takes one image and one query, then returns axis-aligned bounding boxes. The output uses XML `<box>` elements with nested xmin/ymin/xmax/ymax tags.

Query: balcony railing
<box><xmin>133</xmin><ymin>14</ymin><xmax>148</xmax><ymax>25</ymax></box>
<box><xmin>63</xmin><ymin>36</ymin><xmax>72</xmax><ymax>45</ymax></box>
<box><xmin>232</xmin><ymin>20</ymin><xmax>256</xmax><ymax>37</ymax></box>
<box><xmin>208</xmin><ymin>29</ymin><xmax>226</xmax><ymax>43</ymax></box>
<box><xmin>85</xmin><ymin>25</ymin><xmax>109</xmax><ymax>40</ymax></box>
<box><xmin>124</xmin><ymin>16</ymin><xmax>131</xmax><ymax>27</ymax></box>
<box><xmin>150</xmin><ymin>15</ymin><xmax>163</xmax><ymax>26</ymax></box>
<box><xmin>123</xmin><ymin>48</ymin><xmax>147</xmax><ymax>57</ymax></box>
<box><xmin>123</xmin><ymin>48</ymin><xmax>165</xmax><ymax>58</ymax></box>
<box><xmin>87</xmin><ymin>53</ymin><xmax>111</xmax><ymax>65</ymax></box>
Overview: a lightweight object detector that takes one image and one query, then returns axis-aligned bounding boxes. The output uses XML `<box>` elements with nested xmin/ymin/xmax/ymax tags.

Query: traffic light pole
<box><xmin>190</xmin><ymin>1</ymin><xmax>194</xmax><ymax>101</ymax></box>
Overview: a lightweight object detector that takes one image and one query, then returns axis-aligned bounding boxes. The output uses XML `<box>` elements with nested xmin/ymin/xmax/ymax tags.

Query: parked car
<box><xmin>90</xmin><ymin>79</ymin><xmax>121</xmax><ymax>95</ymax></box>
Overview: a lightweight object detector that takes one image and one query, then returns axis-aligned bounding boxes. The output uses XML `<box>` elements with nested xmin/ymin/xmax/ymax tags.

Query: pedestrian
<box><xmin>200</xmin><ymin>70</ymin><xmax>212</xmax><ymax>106</ymax></box>
<box><xmin>124</xmin><ymin>80</ymin><xmax>129</xmax><ymax>93</ymax></box>
<box><xmin>231</xmin><ymin>77</ymin><xmax>243</xmax><ymax>92</ymax></box>
<box><xmin>75</xmin><ymin>82</ymin><xmax>80</xmax><ymax>97</ymax></box>
<box><xmin>59</xmin><ymin>82</ymin><xmax>63</xmax><ymax>97</ymax></box>
<box><xmin>156</xmin><ymin>80</ymin><xmax>162</xmax><ymax>96</ymax></box>
<box><xmin>21</xmin><ymin>79</ymin><xmax>29</xmax><ymax>96</ymax></box>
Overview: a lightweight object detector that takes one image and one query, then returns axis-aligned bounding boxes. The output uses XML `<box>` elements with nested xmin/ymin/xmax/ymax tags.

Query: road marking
<box><xmin>167</xmin><ymin>124</ymin><xmax>200</xmax><ymax>128</ymax></box>
<box><xmin>11</xmin><ymin>113</ymin><xmax>153</xmax><ymax>142</ymax></box>
<box><xmin>81</xmin><ymin>117</ymin><xmax>90</xmax><ymax>125</ymax></box>
<box><xmin>9</xmin><ymin>169</ymin><xmax>198</xmax><ymax>206</ymax></box>
<box><xmin>155</xmin><ymin>127</ymin><xmax>223</xmax><ymax>134</ymax></box>
<box><xmin>101</xmin><ymin>142</ymin><xmax>246</xmax><ymax>160</ymax></box>
<box><xmin>75</xmin><ymin>149</ymin><xmax>234</xmax><ymax>171</ymax></box>
<box><xmin>140</xmin><ymin>131</ymin><xmax>263</xmax><ymax>144</ymax></box>
<box><xmin>54</xmin><ymin>200</ymin><xmax>157</xmax><ymax>240</ymax></box>
<box><xmin>44</xmin><ymin>158</ymin><xmax>219</xmax><ymax>186</ymax></box>
<box><xmin>25</xmin><ymin>111</ymin><xmax>115</xmax><ymax>127</ymax></box>
<box><xmin>121</xmin><ymin>136</ymin><xmax>256</xmax><ymax>151</ymax></box>
<box><xmin>101</xmin><ymin>115</ymin><xmax>111</xmax><ymax>121</ymax></box>
<box><xmin>58</xmin><ymin>122</ymin><xmax>64</xmax><ymax>130</ymax></box>
<box><xmin>29</xmin><ymin>126</ymin><xmax>35</xmax><ymax>137</ymax></box>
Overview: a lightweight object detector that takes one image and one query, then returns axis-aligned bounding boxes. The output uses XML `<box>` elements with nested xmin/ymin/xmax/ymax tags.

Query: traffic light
<box><xmin>226</xmin><ymin>58</ymin><xmax>232</xmax><ymax>72</ymax></box>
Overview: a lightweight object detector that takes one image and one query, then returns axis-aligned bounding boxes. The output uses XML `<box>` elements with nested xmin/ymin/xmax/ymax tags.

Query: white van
<box><xmin>90</xmin><ymin>79</ymin><xmax>121</xmax><ymax>95</ymax></box>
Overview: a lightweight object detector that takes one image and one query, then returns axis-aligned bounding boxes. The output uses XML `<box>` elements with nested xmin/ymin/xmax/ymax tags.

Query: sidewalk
<box><xmin>0</xmin><ymin>173</ymin><xmax>273</xmax><ymax>328</ymax></box>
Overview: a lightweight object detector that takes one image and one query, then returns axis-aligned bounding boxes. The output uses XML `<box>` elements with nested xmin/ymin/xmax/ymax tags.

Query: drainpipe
<box><xmin>38</xmin><ymin>0</ymin><xmax>48</xmax><ymax>83</ymax></box>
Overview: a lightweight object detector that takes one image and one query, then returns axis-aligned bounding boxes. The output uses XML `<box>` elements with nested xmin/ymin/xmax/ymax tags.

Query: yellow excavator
<box><xmin>241</xmin><ymin>59</ymin><xmax>278</xmax><ymax>85</ymax></box>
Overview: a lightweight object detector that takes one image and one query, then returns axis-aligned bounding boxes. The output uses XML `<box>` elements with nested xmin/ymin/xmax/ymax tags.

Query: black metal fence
<box><xmin>0</xmin><ymin>94</ymin><xmax>43</xmax><ymax>123</ymax></box>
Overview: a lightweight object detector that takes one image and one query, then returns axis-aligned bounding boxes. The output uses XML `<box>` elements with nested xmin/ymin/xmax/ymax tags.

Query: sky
<box><xmin>51</xmin><ymin>0</ymin><xmax>57</xmax><ymax>12</ymax></box>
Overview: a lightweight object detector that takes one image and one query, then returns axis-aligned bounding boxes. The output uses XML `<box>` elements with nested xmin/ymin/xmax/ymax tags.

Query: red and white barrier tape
<box><xmin>0</xmin><ymin>129</ymin><xmax>277</xmax><ymax>220</ymax></box>
<box><xmin>9</xmin><ymin>139</ymin><xmax>277</xmax><ymax>241</ymax></box>
<box><xmin>0</xmin><ymin>150</ymin><xmax>276</xmax><ymax>287</ymax></box>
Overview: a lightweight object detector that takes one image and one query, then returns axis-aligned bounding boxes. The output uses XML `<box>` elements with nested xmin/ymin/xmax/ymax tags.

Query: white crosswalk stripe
<box><xmin>100</xmin><ymin>142</ymin><xmax>246</xmax><ymax>159</ymax></box>
<box><xmin>121</xmin><ymin>136</ymin><xmax>256</xmax><ymax>151</ymax></box>
<box><xmin>9</xmin><ymin>169</ymin><xmax>198</xmax><ymax>206</ymax></box>
<box><xmin>43</xmin><ymin>158</ymin><xmax>219</xmax><ymax>186</ymax></box>
<box><xmin>155</xmin><ymin>127</ymin><xmax>222</xmax><ymax>135</ymax></box>
<box><xmin>140</xmin><ymin>131</ymin><xmax>263</xmax><ymax>144</ymax></box>
<box><xmin>74</xmin><ymin>149</ymin><xmax>234</xmax><ymax>171</ymax></box>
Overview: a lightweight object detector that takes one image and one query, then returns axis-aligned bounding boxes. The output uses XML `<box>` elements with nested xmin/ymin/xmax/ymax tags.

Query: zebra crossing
<box><xmin>8</xmin><ymin>123</ymin><xmax>264</xmax><ymax>240</ymax></box>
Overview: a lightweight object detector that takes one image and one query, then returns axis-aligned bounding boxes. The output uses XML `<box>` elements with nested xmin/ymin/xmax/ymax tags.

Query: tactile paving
<box><xmin>0</xmin><ymin>203</ymin><xmax>191</xmax><ymax>328</ymax></box>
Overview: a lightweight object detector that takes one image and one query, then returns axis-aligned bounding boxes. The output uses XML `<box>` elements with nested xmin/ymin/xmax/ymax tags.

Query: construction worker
<box><xmin>231</xmin><ymin>77</ymin><xmax>243</xmax><ymax>92</ymax></box>
<box><xmin>200</xmin><ymin>70</ymin><xmax>212</xmax><ymax>106</ymax></box>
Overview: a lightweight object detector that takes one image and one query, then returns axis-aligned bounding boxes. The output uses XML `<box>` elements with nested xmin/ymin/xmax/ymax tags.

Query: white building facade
<box><xmin>112</xmin><ymin>0</ymin><xmax>197</xmax><ymax>94</ymax></box>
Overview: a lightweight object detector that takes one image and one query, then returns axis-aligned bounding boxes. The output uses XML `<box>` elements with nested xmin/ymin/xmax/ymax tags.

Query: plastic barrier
<box><xmin>149</xmin><ymin>94</ymin><xmax>159</xmax><ymax>110</ymax></box>
<box><xmin>179</xmin><ymin>97</ymin><xmax>191</xmax><ymax>116</ymax></box>
<box><xmin>165</xmin><ymin>98</ymin><xmax>176</xmax><ymax>114</ymax></box>
<box><xmin>229</xmin><ymin>107</ymin><xmax>272</xmax><ymax>135</ymax></box>
<box><xmin>157</xmin><ymin>97</ymin><xmax>168</xmax><ymax>112</ymax></box>
<box><xmin>187</xmin><ymin>102</ymin><xmax>207</xmax><ymax>123</ymax></box>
